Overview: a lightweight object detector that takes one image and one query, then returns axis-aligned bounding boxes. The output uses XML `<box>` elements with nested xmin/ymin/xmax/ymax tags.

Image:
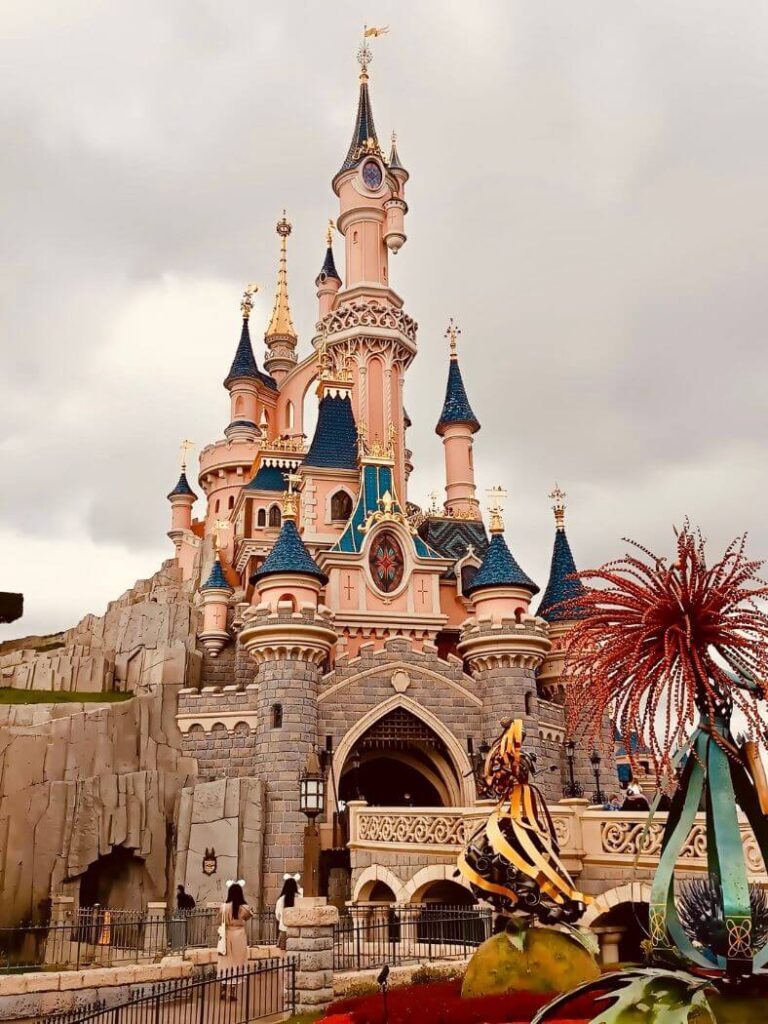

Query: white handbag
<box><xmin>216</xmin><ymin>907</ymin><xmax>226</xmax><ymax>956</ymax></box>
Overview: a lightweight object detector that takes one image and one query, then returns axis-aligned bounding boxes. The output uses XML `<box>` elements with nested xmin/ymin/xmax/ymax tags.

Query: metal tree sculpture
<box><xmin>563</xmin><ymin>523</ymin><xmax>768</xmax><ymax>977</ymax></box>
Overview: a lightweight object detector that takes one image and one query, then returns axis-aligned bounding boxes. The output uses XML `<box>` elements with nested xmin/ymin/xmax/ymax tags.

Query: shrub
<box><xmin>410</xmin><ymin>964</ymin><xmax>464</xmax><ymax>986</ymax></box>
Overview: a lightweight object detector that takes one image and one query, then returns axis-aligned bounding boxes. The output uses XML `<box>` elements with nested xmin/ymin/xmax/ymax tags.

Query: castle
<box><xmin>0</xmin><ymin>40</ymin><xmax>633</xmax><ymax>935</ymax></box>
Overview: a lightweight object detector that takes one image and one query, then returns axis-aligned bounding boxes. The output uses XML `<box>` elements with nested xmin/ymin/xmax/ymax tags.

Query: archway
<box><xmin>78</xmin><ymin>846</ymin><xmax>148</xmax><ymax>912</ymax></box>
<box><xmin>339</xmin><ymin>707</ymin><xmax>463</xmax><ymax>808</ymax></box>
<box><xmin>418</xmin><ymin>879</ymin><xmax>476</xmax><ymax>906</ymax></box>
<box><xmin>591</xmin><ymin>902</ymin><xmax>649</xmax><ymax>965</ymax></box>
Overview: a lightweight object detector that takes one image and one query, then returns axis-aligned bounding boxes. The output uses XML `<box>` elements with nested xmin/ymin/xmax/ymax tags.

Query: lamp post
<box><xmin>563</xmin><ymin>739</ymin><xmax>583</xmax><ymax>798</ymax></box>
<box><xmin>299</xmin><ymin>749</ymin><xmax>326</xmax><ymax>898</ymax></box>
<box><xmin>590</xmin><ymin>748</ymin><xmax>605</xmax><ymax>805</ymax></box>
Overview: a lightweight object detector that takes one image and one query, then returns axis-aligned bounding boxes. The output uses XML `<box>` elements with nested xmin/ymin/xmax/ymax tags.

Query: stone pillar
<box><xmin>284</xmin><ymin>896</ymin><xmax>338</xmax><ymax>1017</ymax></box>
<box><xmin>143</xmin><ymin>902</ymin><xmax>167</xmax><ymax>957</ymax></box>
<box><xmin>45</xmin><ymin>895</ymin><xmax>75</xmax><ymax>965</ymax></box>
<box><xmin>595</xmin><ymin>926</ymin><xmax>625</xmax><ymax>966</ymax></box>
<box><xmin>239</xmin><ymin>606</ymin><xmax>336</xmax><ymax>909</ymax></box>
<box><xmin>459</xmin><ymin>617</ymin><xmax>552</xmax><ymax>792</ymax></box>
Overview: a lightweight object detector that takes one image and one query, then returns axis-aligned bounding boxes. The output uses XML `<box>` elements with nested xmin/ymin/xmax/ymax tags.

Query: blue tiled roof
<box><xmin>403</xmin><ymin>407</ymin><xmax>412</xmax><ymax>429</ymax></box>
<box><xmin>338</xmin><ymin>80</ymin><xmax>380</xmax><ymax>174</ymax></box>
<box><xmin>244</xmin><ymin>465</ymin><xmax>286</xmax><ymax>492</ymax></box>
<box><xmin>464</xmin><ymin>532</ymin><xmax>538</xmax><ymax>596</ymax></box>
<box><xmin>223</xmin><ymin>319</ymin><xmax>277</xmax><ymax>391</ymax></box>
<box><xmin>436</xmin><ymin>359</ymin><xmax>480</xmax><ymax>434</ymax></box>
<box><xmin>201</xmin><ymin>558</ymin><xmax>232</xmax><ymax>591</ymax></box>
<box><xmin>389</xmin><ymin>137</ymin><xmax>405</xmax><ymax>171</ymax></box>
<box><xmin>250</xmin><ymin>519</ymin><xmax>327</xmax><ymax>585</ymax></box>
<box><xmin>167</xmin><ymin>471</ymin><xmax>197</xmax><ymax>501</ymax></box>
<box><xmin>537</xmin><ymin>528</ymin><xmax>588</xmax><ymax>622</ymax></box>
<box><xmin>303</xmin><ymin>394</ymin><xmax>358</xmax><ymax>470</ymax></box>
<box><xmin>318</xmin><ymin>245</ymin><xmax>341</xmax><ymax>283</ymax></box>
<box><xmin>332</xmin><ymin>463</ymin><xmax>443</xmax><ymax>560</ymax></box>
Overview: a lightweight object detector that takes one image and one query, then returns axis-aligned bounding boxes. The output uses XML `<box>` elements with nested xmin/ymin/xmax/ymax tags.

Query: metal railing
<box><xmin>40</xmin><ymin>960</ymin><xmax>295</xmax><ymax>1024</ymax></box>
<box><xmin>1</xmin><ymin>908</ymin><xmax>221</xmax><ymax>973</ymax></box>
<box><xmin>333</xmin><ymin>904</ymin><xmax>492</xmax><ymax>971</ymax></box>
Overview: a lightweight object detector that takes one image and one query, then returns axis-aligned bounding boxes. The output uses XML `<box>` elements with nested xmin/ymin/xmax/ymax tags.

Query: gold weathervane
<box><xmin>549</xmin><ymin>484</ymin><xmax>566</xmax><ymax>531</ymax></box>
<box><xmin>179</xmin><ymin>440</ymin><xmax>195</xmax><ymax>471</ymax></box>
<box><xmin>241</xmin><ymin>283</ymin><xmax>259</xmax><ymax>320</ymax></box>
<box><xmin>445</xmin><ymin>317</ymin><xmax>461</xmax><ymax>359</ymax></box>
<box><xmin>358</xmin><ymin>24</ymin><xmax>389</xmax><ymax>80</ymax></box>
<box><xmin>326</xmin><ymin>219</ymin><xmax>335</xmax><ymax>247</ymax></box>
<box><xmin>487</xmin><ymin>485</ymin><xmax>508</xmax><ymax>534</ymax></box>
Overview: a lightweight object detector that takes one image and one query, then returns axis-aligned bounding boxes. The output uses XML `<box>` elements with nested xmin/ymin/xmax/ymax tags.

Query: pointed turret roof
<box><xmin>436</xmin><ymin>322</ymin><xmax>480</xmax><ymax>434</ymax></box>
<box><xmin>338</xmin><ymin>61</ymin><xmax>382</xmax><ymax>175</ymax></box>
<box><xmin>318</xmin><ymin>243</ymin><xmax>341</xmax><ymax>283</ymax></box>
<box><xmin>201</xmin><ymin>558</ymin><xmax>232</xmax><ymax>591</ymax></box>
<box><xmin>167</xmin><ymin>471</ymin><xmax>197</xmax><ymax>501</ymax></box>
<box><xmin>464</xmin><ymin>530</ymin><xmax>538</xmax><ymax>597</ymax></box>
<box><xmin>250</xmin><ymin>518</ymin><xmax>327</xmax><ymax>585</ymax></box>
<box><xmin>265</xmin><ymin>214</ymin><xmax>297</xmax><ymax>341</ymax></box>
<box><xmin>388</xmin><ymin>132</ymin><xmax>407</xmax><ymax>177</ymax></box>
<box><xmin>537</xmin><ymin>488</ymin><xmax>587</xmax><ymax>621</ymax></box>
<box><xmin>303</xmin><ymin>394</ymin><xmax>358</xmax><ymax>470</ymax></box>
<box><xmin>244</xmin><ymin>465</ymin><xmax>287</xmax><ymax>492</ymax></box>
<box><xmin>223</xmin><ymin>318</ymin><xmax>263</xmax><ymax>388</ymax></box>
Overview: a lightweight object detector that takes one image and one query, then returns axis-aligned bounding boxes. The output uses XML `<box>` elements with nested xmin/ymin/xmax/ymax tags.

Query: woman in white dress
<box><xmin>218</xmin><ymin>882</ymin><xmax>253</xmax><ymax>999</ymax></box>
<box><xmin>274</xmin><ymin>876</ymin><xmax>299</xmax><ymax>951</ymax></box>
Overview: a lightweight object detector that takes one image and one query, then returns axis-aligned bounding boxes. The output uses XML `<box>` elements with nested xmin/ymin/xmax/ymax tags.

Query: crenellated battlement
<box><xmin>458</xmin><ymin>613</ymin><xmax>551</xmax><ymax>671</ymax></box>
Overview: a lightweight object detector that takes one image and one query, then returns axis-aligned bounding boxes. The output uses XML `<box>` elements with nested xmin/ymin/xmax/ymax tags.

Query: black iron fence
<box><xmin>39</xmin><ymin>960</ymin><xmax>295</xmax><ymax>1024</ymax></box>
<box><xmin>333</xmin><ymin>904</ymin><xmax>492</xmax><ymax>971</ymax></box>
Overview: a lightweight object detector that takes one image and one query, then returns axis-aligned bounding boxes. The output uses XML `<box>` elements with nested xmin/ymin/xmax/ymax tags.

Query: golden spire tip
<box><xmin>445</xmin><ymin>317</ymin><xmax>461</xmax><ymax>359</ymax></box>
<box><xmin>240</xmin><ymin>283</ymin><xmax>258</xmax><ymax>320</ymax></box>
<box><xmin>549</xmin><ymin>484</ymin><xmax>566</xmax><ymax>531</ymax></box>
<box><xmin>487</xmin><ymin>485</ymin><xmax>508</xmax><ymax>534</ymax></box>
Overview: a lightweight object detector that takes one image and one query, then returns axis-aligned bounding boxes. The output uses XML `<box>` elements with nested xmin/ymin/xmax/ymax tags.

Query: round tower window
<box><xmin>361</xmin><ymin>159</ymin><xmax>383</xmax><ymax>190</ymax></box>
<box><xmin>369</xmin><ymin>530</ymin><xmax>405</xmax><ymax>593</ymax></box>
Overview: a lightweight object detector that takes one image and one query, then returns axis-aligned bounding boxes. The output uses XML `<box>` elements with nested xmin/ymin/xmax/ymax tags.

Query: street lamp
<box><xmin>563</xmin><ymin>740</ymin><xmax>583</xmax><ymax>798</ymax></box>
<box><xmin>299</xmin><ymin>749</ymin><xmax>326</xmax><ymax>898</ymax></box>
<box><xmin>590</xmin><ymin>749</ymin><xmax>605</xmax><ymax>805</ymax></box>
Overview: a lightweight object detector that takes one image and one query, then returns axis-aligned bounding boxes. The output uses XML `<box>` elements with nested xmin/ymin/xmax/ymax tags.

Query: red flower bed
<box><xmin>325</xmin><ymin>978</ymin><xmax>602</xmax><ymax>1024</ymax></box>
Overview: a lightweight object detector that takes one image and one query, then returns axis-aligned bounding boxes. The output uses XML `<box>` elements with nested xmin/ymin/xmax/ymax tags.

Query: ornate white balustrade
<box><xmin>347</xmin><ymin>802</ymin><xmax>767</xmax><ymax>880</ymax></box>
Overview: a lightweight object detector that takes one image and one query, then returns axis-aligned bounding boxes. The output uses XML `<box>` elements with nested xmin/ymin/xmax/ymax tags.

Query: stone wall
<box><xmin>177</xmin><ymin>685</ymin><xmax>258</xmax><ymax>780</ymax></box>
<box><xmin>175</xmin><ymin>777</ymin><xmax>265</xmax><ymax>910</ymax></box>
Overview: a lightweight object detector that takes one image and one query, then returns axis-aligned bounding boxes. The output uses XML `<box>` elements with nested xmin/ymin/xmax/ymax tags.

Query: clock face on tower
<box><xmin>361</xmin><ymin>159</ymin><xmax>383</xmax><ymax>190</ymax></box>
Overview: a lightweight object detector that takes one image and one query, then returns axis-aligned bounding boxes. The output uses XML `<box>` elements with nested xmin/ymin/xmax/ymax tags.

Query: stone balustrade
<box><xmin>348</xmin><ymin>801</ymin><xmax>767</xmax><ymax>883</ymax></box>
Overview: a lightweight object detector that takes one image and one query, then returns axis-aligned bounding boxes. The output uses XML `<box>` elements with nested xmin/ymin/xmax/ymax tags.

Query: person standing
<box><xmin>274</xmin><ymin>876</ymin><xmax>299</xmax><ymax>951</ymax></box>
<box><xmin>218</xmin><ymin>882</ymin><xmax>253</xmax><ymax>1000</ymax></box>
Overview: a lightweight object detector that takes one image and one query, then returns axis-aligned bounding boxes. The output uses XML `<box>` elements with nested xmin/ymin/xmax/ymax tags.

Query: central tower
<box><xmin>323</xmin><ymin>39</ymin><xmax>413</xmax><ymax>502</ymax></box>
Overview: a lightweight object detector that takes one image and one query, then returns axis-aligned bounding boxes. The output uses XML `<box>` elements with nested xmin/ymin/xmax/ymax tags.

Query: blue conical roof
<box><xmin>464</xmin><ymin>531</ymin><xmax>538</xmax><ymax>597</ymax></box>
<box><xmin>223</xmin><ymin>319</ymin><xmax>277</xmax><ymax>391</ymax></box>
<box><xmin>167</xmin><ymin>471</ymin><xmax>197</xmax><ymax>501</ymax></box>
<box><xmin>338</xmin><ymin>79</ymin><xmax>380</xmax><ymax>174</ymax></box>
<box><xmin>201</xmin><ymin>558</ymin><xmax>232</xmax><ymax>591</ymax></box>
<box><xmin>250</xmin><ymin>519</ymin><xmax>327</xmax><ymax>585</ymax></box>
<box><xmin>303</xmin><ymin>394</ymin><xmax>358</xmax><ymax>470</ymax></box>
<box><xmin>244</xmin><ymin>465</ymin><xmax>287</xmax><ymax>492</ymax></box>
<box><xmin>436</xmin><ymin>359</ymin><xmax>480</xmax><ymax>434</ymax></box>
<box><xmin>537</xmin><ymin>528</ymin><xmax>587</xmax><ymax>621</ymax></box>
<box><xmin>318</xmin><ymin>244</ymin><xmax>341</xmax><ymax>283</ymax></box>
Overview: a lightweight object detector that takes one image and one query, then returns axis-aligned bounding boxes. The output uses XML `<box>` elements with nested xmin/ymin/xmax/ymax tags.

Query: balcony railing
<box><xmin>348</xmin><ymin>802</ymin><xmax>767</xmax><ymax>880</ymax></box>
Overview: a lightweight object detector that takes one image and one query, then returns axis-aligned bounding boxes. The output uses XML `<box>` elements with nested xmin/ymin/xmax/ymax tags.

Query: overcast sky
<box><xmin>2</xmin><ymin>1</ymin><xmax>767</xmax><ymax>640</ymax></box>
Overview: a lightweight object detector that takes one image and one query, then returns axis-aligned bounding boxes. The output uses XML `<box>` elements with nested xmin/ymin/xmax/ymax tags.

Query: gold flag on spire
<box><xmin>364</xmin><ymin>25</ymin><xmax>389</xmax><ymax>37</ymax></box>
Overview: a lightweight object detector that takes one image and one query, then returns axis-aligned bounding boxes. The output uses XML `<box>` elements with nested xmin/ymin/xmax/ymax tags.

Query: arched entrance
<box><xmin>78</xmin><ymin>847</ymin><xmax>148</xmax><ymax>912</ymax></box>
<box><xmin>339</xmin><ymin>708</ymin><xmax>463</xmax><ymax>807</ymax></box>
<box><xmin>592</xmin><ymin>902</ymin><xmax>649</xmax><ymax>965</ymax></box>
<box><xmin>418</xmin><ymin>880</ymin><xmax>476</xmax><ymax>906</ymax></box>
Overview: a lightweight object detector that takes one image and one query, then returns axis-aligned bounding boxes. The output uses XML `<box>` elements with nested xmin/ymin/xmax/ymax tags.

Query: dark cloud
<box><xmin>2</xmin><ymin>1</ymin><xmax>767</xmax><ymax>638</ymax></box>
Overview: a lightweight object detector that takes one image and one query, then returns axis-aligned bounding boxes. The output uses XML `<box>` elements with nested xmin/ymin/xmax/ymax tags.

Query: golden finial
<box><xmin>266</xmin><ymin>212</ymin><xmax>296</xmax><ymax>340</ymax></box>
<box><xmin>179</xmin><ymin>439</ymin><xmax>195</xmax><ymax>471</ymax></box>
<box><xmin>445</xmin><ymin>318</ymin><xmax>461</xmax><ymax>360</ymax></box>
<box><xmin>391</xmin><ymin>130</ymin><xmax>397</xmax><ymax>146</ymax></box>
<box><xmin>549</xmin><ymin>484</ymin><xmax>566</xmax><ymax>531</ymax></box>
<box><xmin>358</xmin><ymin>25</ymin><xmax>388</xmax><ymax>80</ymax></box>
<box><xmin>282</xmin><ymin>471</ymin><xmax>301</xmax><ymax>520</ymax></box>
<box><xmin>213</xmin><ymin>518</ymin><xmax>229</xmax><ymax>549</ymax></box>
<box><xmin>240</xmin><ymin>283</ymin><xmax>258</xmax><ymax>320</ymax></box>
<box><xmin>487</xmin><ymin>486</ymin><xmax>508</xmax><ymax>534</ymax></box>
<box><xmin>428</xmin><ymin>490</ymin><xmax>440</xmax><ymax>515</ymax></box>
<box><xmin>326</xmin><ymin>219</ymin><xmax>335</xmax><ymax>247</ymax></box>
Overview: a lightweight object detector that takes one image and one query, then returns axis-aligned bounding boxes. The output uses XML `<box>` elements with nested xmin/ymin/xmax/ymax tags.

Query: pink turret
<box><xmin>167</xmin><ymin>460</ymin><xmax>197</xmax><ymax>555</ymax></box>
<box><xmin>435</xmin><ymin>320</ymin><xmax>481</xmax><ymax>519</ymax></box>
<box><xmin>315</xmin><ymin>220</ymin><xmax>342</xmax><ymax>320</ymax></box>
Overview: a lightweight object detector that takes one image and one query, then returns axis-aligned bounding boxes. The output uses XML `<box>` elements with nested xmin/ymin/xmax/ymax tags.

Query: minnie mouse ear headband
<box><xmin>225</xmin><ymin>879</ymin><xmax>245</xmax><ymax>888</ymax></box>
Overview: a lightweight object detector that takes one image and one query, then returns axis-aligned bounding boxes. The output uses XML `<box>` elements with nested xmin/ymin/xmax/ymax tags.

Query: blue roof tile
<box><xmin>338</xmin><ymin>80</ymin><xmax>380</xmax><ymax>174</ymax></box>
<box><xmin>464</xmin><ymin>531</ymin><xmax>538</xmax><ymax>596</ymax></box>
<box><xmin>167</xmin><ymin>471</ymin><xmax>197</xmax><ymax>501</ymax></box>
<box><xmin>537</xmin><ymin>528</ymin><xmax>588</xmax><ymax>621</ymax></box>
<box><xmin>303</xmin><ymin>394</ymin><xmax>358</xmax><ymax>470</ymax></box>
<box><xmin>436</xmin><ymin>359</ymin><xmax>480</xmax><ymax>434</ymax></box>
<box><xmin>250</xmin><ymin>519</ymin><xmax>327</xmax><ymax>585</ymax></box>
<box><xmin>201</xmin><ymin>558</ymin><xmax>232</xmax><ymax>591</ymax></box>
<box><xmin>244</xmin><ymin>465</ymin><xmax>287</xmax><ymax>492</ymax></box>
<box><xmin>223</xmin><ymin>319</ymin><xmax>277</xmax><ymax>391</ymax></box>
<box><xmin>318</xmin><ymin>244</ymin><xmax>341</xmax><ymax>283</ymax></box>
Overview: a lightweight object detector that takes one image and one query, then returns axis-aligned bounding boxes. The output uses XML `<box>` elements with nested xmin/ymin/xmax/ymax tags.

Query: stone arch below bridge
<box><xmin>354</xmin><ymin>865</ymin><xmax>404</xmax><ymax>902</ymax></box>
<box><xmin>399</xmin><ymin>863</ymin><xmax>474</xmax><ymax>904</ymax></box>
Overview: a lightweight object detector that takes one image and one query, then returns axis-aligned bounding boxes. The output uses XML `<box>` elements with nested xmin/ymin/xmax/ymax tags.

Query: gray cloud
<box><xmin>2</xmin><ymin>0</ymin><xmax>767</xmax><ymax>639</ymax></box>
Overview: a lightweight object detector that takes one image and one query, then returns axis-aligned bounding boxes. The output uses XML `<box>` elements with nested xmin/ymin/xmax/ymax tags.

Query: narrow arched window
<box><xmin>286</xmin><ymin>400</ymin><xmax>294</xmax><ymax>430</ymax></box>
<box><xmin>524</xmin><ymin>691</ymin><xmax>533</xmax><ymax>716</ymax></box>
<box><xmin>460</xmin><ymin>564</ymin><xmax>478</xmax><ymax>594</ymax></box>
<box><xmin>271</xmin><ymin>704</ymin><xmax>283</xmax><ymax>729</ymax></box>
<box><xmin>228</xmin><ymin>495</ymin><xmax>234</xmax><ymax>510</ymax></box>
<box><xmin>214</xmin><ymin>500</ymin><xmax>220</xmax><ymax>513</ymax></box>
<box><xmin>235</xmin><ymin>396</ymin><xmax>244</xmax><ymax>416</ymax></box>
<box><xmin>257</xmin><ymin>508</ymin><xmax>267</xmax><ymax>527</ymax></box>
<box><xmin>268</xmin><ymin>505</ymin><xmax>281</xmax><ymax>528</ymax></box>
<box><xmin>331</xmin><ymin>490</ymin><xmax>353</xmax><ymax>522</ymax></box>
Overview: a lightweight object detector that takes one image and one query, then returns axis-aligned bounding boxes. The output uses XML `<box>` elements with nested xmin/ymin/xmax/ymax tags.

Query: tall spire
<box><xmin>264</xmin><ymin>213</ymin><xmax>298</xmax><ymax>381</ymax></box>
<box><xmin>224</xmin><ymin>285</ymin><xmax>273</xmax><ymax>389</ymax></box>
<box><xmin>538</xmin><ymin>486</ymin><xmax>588</xmax><ymax>621</ymax></box>
<box><xmin>436</xmin><ymin>320</ymin><xmax>481</xmax><ymax>435</ymax></box>
<box><xmin>337</xmin><ymin>37</ymin><xmax>383</xmax><ymax>176</ymax></box>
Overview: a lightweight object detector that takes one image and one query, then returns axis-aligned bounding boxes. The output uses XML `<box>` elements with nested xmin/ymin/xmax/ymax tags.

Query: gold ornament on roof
<box><xmin>359</xmin><ymin>489</ymin><xmax>417</xmax><ymax>536</ymax></box>
<box><xmin>357</xmin><ymin>420</ymin><xmax>396</xmax><ymax>462</ymax></box>
<box><xmin>179</xmin><ymin>439</ymin><xmax>195</xmax><ymax>471</ymax></box>
<box><xmin>487</xmin><ymin>485</ymin><xmax>508</xmax><ymax>534</ymax></box>
<box><xmin>240</xmin><ymin>284</ymin><xmax>258</xmax><ymax>320</ymax></box>
<box><xmin>445</xmin><ymin>317</ymin><xmax>461</xmax><ymax>360</ymax></box>
<box><xmin>549</xmin><ymin>484</ymin><xmax>566</xmax><ymax>531</ymax></box>
<box><xmin>265</xmin><ymin>213</ymin><xmax>296</xmax><ymax>340</ymax></box>
<box><xmin>281</xmin><ymin>471</ymin><xmax>302</xmax><ymax>520</ymax></box>
<box><xmin>326</xmin><ymin>219</ymin><xmax>335</xmax><ymax>247</ymax></box>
